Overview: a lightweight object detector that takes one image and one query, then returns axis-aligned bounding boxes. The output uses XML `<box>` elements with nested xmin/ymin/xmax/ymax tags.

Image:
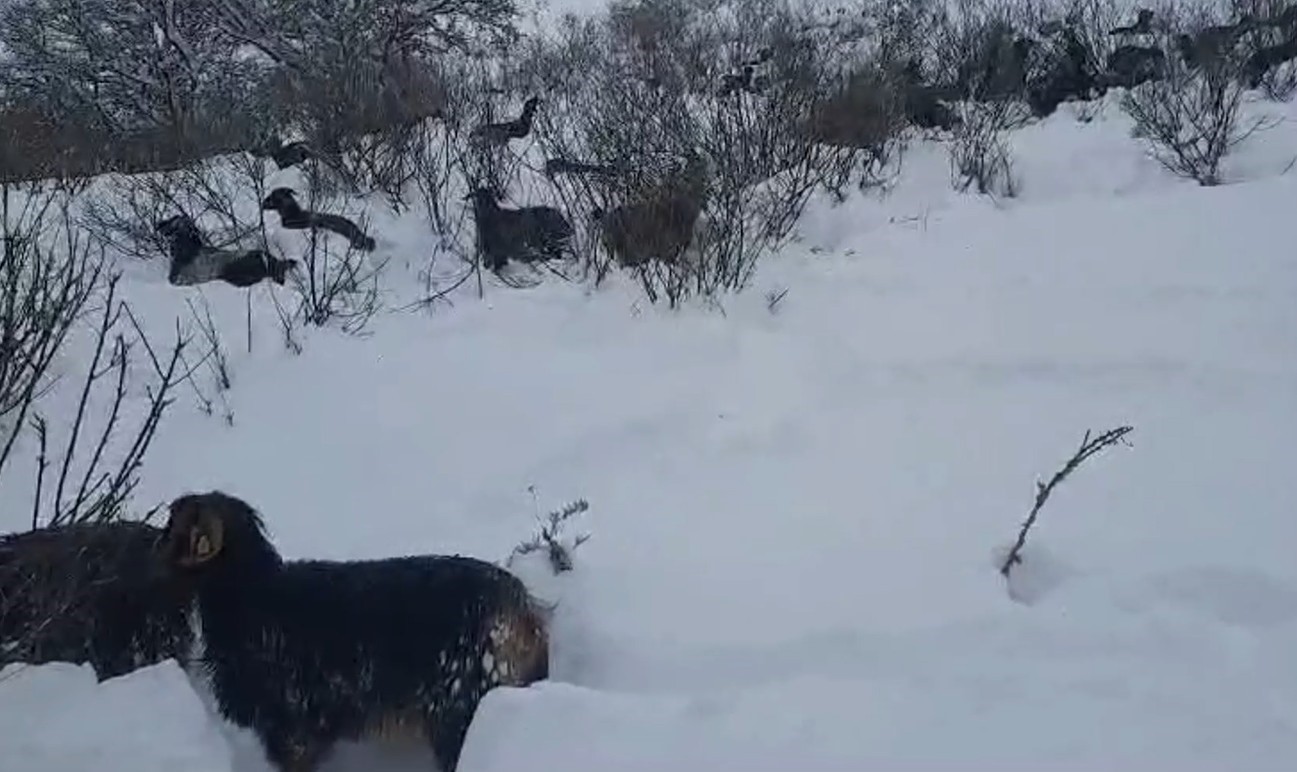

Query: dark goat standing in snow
<box><xmin>1027</xmin><ymin>20</ymin><xmax>1099</xmax><ymax>117</ymax></box>
<box><xmin>1109</xmin><ymin>9</ymin><xmax>1154</xmax><ymax>36</ymax></box>
<box><xmin>470</xmin><ymin>96</ymin><xmax>541</xmax><ymax>146</ymax></box>
<box><xmin>1177</xmin><ymin>17</ymin><xmax>1259</xmax><ymax>72</ymax></box>
<box><xmin>1103</xmin><ymin>45</ymin><xmax>1167</xmax><ymax>88</ymax></box>
<box><xmin>1244</xmin><ymin>34</ymin><xmax>1297</xmax><ymax>86</ymax></box>
<box><xmin>261</xmin><ymin>187</ymin><xmax>377</xmax><ymax>252</ymax></box>
<box><xmin>267</xmin><ymin>140</ymin><xmax>313</xmax><ymax>170</ymax></box>
<box><xmin>898</xmin><ymin>59</ymin><xmax>959</xmax><ymax>131</ymax></box>
<box><xmin>0</xmin><ymin>521</ymin><xmax>192</xmax><ymax>680</ymax></box>
<box><xmin>165</xmin><ymin>491</ymin><xmax>550</xmax><ymax>772</ymax></box>
<box><xmin>466</xmin><ymin>187</ymin><xmax>573</xmax><ymax>272</ymax></box>
<box><xmin>156</xmin><ymin>215</ymin><xmax>296</xmax><ymax>288</ymax></box>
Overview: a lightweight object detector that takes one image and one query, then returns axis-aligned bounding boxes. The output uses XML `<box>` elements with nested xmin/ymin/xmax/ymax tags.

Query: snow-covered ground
<box><xmin>3</xmin><ymin>88</ymin><xmax>1297</xmax><ymax>770</ymax></box>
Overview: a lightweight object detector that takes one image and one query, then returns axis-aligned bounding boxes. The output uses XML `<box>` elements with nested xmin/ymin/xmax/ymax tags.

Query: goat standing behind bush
<box><xmin>593</xmin><ymin>154</ymin><xmax>709</xmax><ymax>269</ymax></box>
<box><xmin>0</xmin><ymin>520</ymin><xmax>192</xmax><ymax>680</ymax></box>
<box><xmin>166</xmin><ymin>491</ymin><xmax>550</xmax><ymax>772</ymax></box>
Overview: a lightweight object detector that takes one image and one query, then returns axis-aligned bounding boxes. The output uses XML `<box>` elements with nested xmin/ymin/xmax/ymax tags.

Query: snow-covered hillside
<box><xmin>2</xmin><ymin>89</ymin><xmax>1297</xmax><ymax>770</ymax></box>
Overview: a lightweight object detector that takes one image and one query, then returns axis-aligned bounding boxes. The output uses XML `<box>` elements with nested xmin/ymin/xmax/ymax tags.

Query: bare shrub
<box><xmin>0</xmin><ymin>185</ymin><xmax>188</xmax><ymax>528</ymax></box>
<box><xmin>512</xmin><ymin>0</ymin><xmax>904</xmax><ymax>306</ymax></box>
<box><xmin>999</xmin><ymin>425</ymin><xmax>1134</xmax><ymax>602</ymax></box>
<box><xmin>277</xmin><ymin>174</ymin><xmax>386</xmax><ymax>334</ymax></box>
<box><xmin>507</xmin><ymin>495</ymin><xmax>591</xmax><ymax>575</ymax></box>
<box><xmin>1120</xmin><ymin>43</ymin><xmax>1275</xmax><ymax>185</ymax></box>
<box><xmin>0</xmin><ymin>185</ymin><xmax>103</xmax><ymax>453</ymax></box>
<box><xmin>212</xmin><ymin>0</ymin><xmax>517</xmax><ymax>203</ymax></box>
<box><xmin>0</xmin><ymin>0</ymin><xmax>267</xmax><ymax>182</ymax></box>
<box><xmin>949</xmin><ymin>97</ymin><xmax>1022</xmax><ymax>197</ymax></box>
<box><xmin>80</xmin><ymin>153</ymin><xmax>270</xmax><ymax>264</ymax></box>
<box><xmin>183</xmin><ymin>298</ymin><xmax>236</xmax><ymax>425</ymax></box>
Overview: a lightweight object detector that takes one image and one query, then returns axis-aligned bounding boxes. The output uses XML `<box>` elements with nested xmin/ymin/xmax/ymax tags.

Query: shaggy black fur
<box><xmin>166</xmin><ymin>491</ymin><xmax>549</xmax><ymax>772</ymax></box>
<box><xmin>261</xmin><ymin>187</ymin><xmax>377</xmax><ymax>252</ymax></box>
<box><xmin>0</xmin><ymin>521</ymin><xmax>192</xmax><ymax>680</ymax></box>
<box><xmin>466</xmin><ymin>188</ymin><xmax>573</xmax><ymax>272</ymax></box>
<box><xmin>155</xmin><ymin>215</ymin><xmax>297</xmax><ymax>288</ymax></box>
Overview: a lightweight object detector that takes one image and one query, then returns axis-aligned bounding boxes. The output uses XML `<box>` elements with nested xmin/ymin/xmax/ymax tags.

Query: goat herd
<box><xmin>897</xmin><ymin>5</ymin><xmax>1297</xmax><ymax>129</ymax></box>
<box><xmin>155</xmin><ymin>90</ymin><xmax>708</xmax><ymax>291</ymax></box>
<box><xmin>153</xmin><ymin>6</ymin><xmax>1297</xmax><ymax>292</ymax></box>
<box><xmin>0</xmin><ymin>490</ymin><xmax>550</xmax><ymax>772</ymax></box>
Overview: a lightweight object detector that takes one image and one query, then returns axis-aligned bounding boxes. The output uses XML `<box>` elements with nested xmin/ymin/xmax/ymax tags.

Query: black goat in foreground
<box><xmin>466</xmin><ymin>187</ymin><xmax>573</xmax><ymax>272</ymax></box>
<box><xmin>155</xmin><ymin>215</ymin><xmax>296</xmax><ymax>288</ymax></box>
<box><xmin>166</xmin><ymin>491</ymin><xmax>550</xmax><ymax>772</ymax></box>
<box><xmin>0</xmin><ymin>520</ymin><xmax>192</xmax><ymax>681</ymax></box>
<box><xmin>261</xmin><ymin>187</ymin><xmax>377</xmax><ymax>252</ymax></box>
<box><xmin>470</xmin><ymin>96</ymin><xmax>541</xmax><ymax>146</ymax></box>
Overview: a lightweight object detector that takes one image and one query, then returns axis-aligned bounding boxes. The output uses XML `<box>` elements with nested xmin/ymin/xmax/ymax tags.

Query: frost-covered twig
<box><xmin>508</xmin><ymin>496</ymin><xmax>591</xmax><ymax>575</ymax></box>
<box><xmin>1000</xmin><ymin>425</ymin><xmax>1134</xmax><ymax>578</ymax></box>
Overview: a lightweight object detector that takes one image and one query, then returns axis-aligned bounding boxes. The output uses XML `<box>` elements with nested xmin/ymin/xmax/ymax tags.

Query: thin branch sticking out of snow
<box><xmin>1000</xmin><ymin>425</ymin><xmax>1134</xmax><ymax>580</ymax></box>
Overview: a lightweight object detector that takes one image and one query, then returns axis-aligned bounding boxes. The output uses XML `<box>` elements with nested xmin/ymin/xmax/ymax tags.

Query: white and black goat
<box><xmin>0</xmin><ymin>520</ymin><xmax>192</xmax><ymax>680</ymax></box>
<box><xmin>165</xmin><ymin>491</ymin><xmax>550</xmax><ymax>772</ymax></box>
<box><xmin>466</xmin><ymin>187</ymin><xmax>573</xmax><ymax>273</ymax></box>
<box><xmin>261</xmin><ymin>187</ymin><xmax>377</xmax><ymax>252</ymax></box>
<box><xmin>156</xmin><ymin>215</ymin><xmax>297</xmax><ymax>288</ymax></box>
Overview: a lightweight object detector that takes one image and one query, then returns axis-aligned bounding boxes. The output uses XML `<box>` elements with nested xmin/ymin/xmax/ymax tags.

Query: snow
<box><xmin>3</xmin><ymin>84</ymin><xmax>1297</xmax><ymax>772</ymax></box>
<box><xmin>0</xmin><ymin>661</ymin><xmax>233</xmax><ymax>772</ymax></box>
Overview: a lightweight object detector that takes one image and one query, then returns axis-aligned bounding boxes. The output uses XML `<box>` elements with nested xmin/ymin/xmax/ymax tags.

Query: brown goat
<box><xmin>593</xmin><ymin>155</ymin><xmax>709</xmax><ymax>268</ymax></box>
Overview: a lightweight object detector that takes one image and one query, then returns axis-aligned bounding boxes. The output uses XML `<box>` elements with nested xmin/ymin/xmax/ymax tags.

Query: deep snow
<box><xmin>2</xmin><ymin>86</ymin><xmax>1297</xmax><ymax>771</ymax></box>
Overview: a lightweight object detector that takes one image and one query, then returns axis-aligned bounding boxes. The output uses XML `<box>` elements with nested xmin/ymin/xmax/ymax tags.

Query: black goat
<box><xmin>1244</xmin><ymin>34</ymin><xmax>1297</xmax><ymax>86</ymax></box>
<box><xmin>466</xmin><ymin>187</ymin><xmax>573</xmax><ymax>272</ymax></box>
<box><xmin>267</xmin><ymin>140</ymin><xmax>313</xmax><ymax>170</ymax></box>
<box><xmin>0</xmin><ymin>520</ymin><xmax>192</xmax><ymax>681</ymax></box>
<box><xmin>165</xmin><ymin>491</ymin><xmax>550</xmax><ymax>772</ymax></box>
<box><xmin>155</xmin><ymin>215</ymin><xmax>296</xmax><ymax>288</ymax></box>
<box><xmin>1260</xmin><ymin>4</ymin><xmax>1297</xmax><ymax>32</ymax></box>
<box><xmin>1103</xmin><ymin>45</ymin><xmax>1167</xmax><ymax>88</ymax></box>
<box><xmin>470</xmin><ymin>96</ymin><xmax>541</xmax><ymax>146</ymax></box>
<box><xmin>1178</xmin><ymin>17</ymin><xmax>1259</xmax><ymax>71</ymax></box>
<box><xmin>261</xmin><ymin>187</ymin><xmax>377</xmax><ymax>252</ymax></box>
<box><xmin>1027</xmin><ymin>20</ymin><xmax>1099</xmax><ymax>118</ymax></box>
<box><xmin>898</xmin><ymin>60</ymin><xmax>960</xmax><ymax>131</ymax></box>
<box><xmin>1109</xmin><ymin>9</ymin><xmax>1154</xmax><ymax>36</ymax></box>
<box><xmin>719</xmin><ymin>64</ymin><xmax>767</xmax><ymax>96</ymax></box>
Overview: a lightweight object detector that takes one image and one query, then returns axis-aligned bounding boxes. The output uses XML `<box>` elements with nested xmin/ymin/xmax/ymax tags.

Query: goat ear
<box><xmin>177</xmin><ymin>509</ymin><xmax>224</xmax><ymax>566</ymax></box>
